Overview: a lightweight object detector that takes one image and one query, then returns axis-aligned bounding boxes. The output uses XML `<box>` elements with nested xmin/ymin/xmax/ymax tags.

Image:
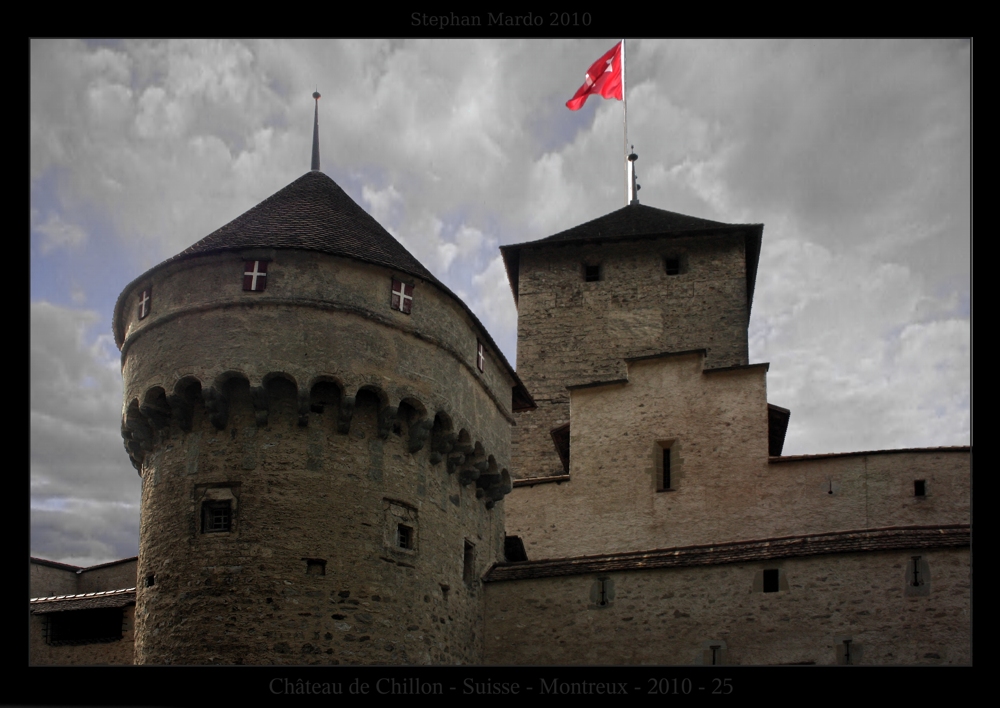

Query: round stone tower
<box><xmin>113</xmin><ymin>109</ymin><xmax>529</xmax><ymax>664</ymax></box>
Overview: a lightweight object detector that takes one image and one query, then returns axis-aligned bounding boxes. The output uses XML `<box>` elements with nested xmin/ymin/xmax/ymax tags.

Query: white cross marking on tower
<box><xmin>392</xmin><ymin>281</ymin><xmax>413</xmax><ymax>313</ymax></box>
<box><xmin>245</xmin><ymin>261</ymin><xmax>266</xmax><ymax>291</ymax></box>
<box><xmin>139</xmin><ymin>289</ymin><xmax>150</xmax><ymax>319</ymax></box>
<box><xmin>477</xmin><ymin>342</ymin><xmax>485</xmax><ymax>372</ymax></box>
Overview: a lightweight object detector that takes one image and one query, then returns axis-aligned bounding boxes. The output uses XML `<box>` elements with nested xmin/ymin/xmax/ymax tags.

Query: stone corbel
<box><xmin>139</xmin><ymin>400</ymin><xmax>171</xmax><ymax>431</ymax></box>
<box><xmin>458</xmin><ymin>465</ymin><xmax>480</xmax><ymax>486</ymax></box>
<box><xmin>297</xmin><ymin>393</ymin><xmax>311</xmax><ymax>427</ymax></box>
<box><xmin>121</xmin><ymin>423</ymin><xmax>143</xmax><ymax>472</ymax></box>
<box><xmin>337</xmin><ymin>396</ymin><xmax>356</xmax><ymax>434</ymax></box>
<box><xmin>377</xmin><ymin>405</ymin><xmax>399</xmax><ymax>439</ymax></box>
<box><xmin>430</xmin><ymin>431</ymin><xmax>457</xmax><ymax>465</ymax></box>
<box><xmin>125</xmin><ymin>405</ymin><xmax>154</xmax><ymax>452</ymax></box>
<box><xmin>166</xmin><ymin>393</ymin><xmax>194</xmax><ymax>432</ymax></box>
<box><xmin>202</xmin><ymin>386</ymin><xmax>229</xmax><ymax>430</ymax></box>
<box><xmin>408</xmin><ymin>418</ymin><xmax>433</xmax><ymax>453</ymax></box>
<box><xmin>446</xmin><ymin>451</ymin><xmax>465</xmax><ymax>475</ymax></box>
<box><xmin>250</xmin><ymin>386</ymin><xmax>269</xmax><ymax>428</ymax></box>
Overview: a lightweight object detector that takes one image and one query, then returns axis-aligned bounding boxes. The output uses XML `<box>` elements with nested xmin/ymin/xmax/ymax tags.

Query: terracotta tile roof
<box><xmin>500</xmin><ymin>204</ymin><xmax>763</xmax><ymax>314</ymax></box>
<box><xmin>770</xmin><ymin>445</ymin><xmax>970</xmax><ymax>463</ymax></box>
<box><xmin>30</xmin><ymin>587</ymin><xmax>137</xmax><ymax>613</ymax></box>
<box><xmin>483</xmin><ymin>525</ymin><xmax>969</xmax><ymax>582</ymax></box>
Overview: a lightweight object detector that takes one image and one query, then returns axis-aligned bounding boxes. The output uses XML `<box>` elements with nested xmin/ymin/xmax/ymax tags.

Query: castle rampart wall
<box><xmin>505</xmin><ymin>353</ymin><xmax>969</xmax><ymax>559</ymax></box>
<box><xmin>483</xmin><ymin>544</ymin><xmax>969</xmax><ymax>665</ymax></box>
<box><xmin>30</xmin><ymin>561</ymin><xmax>79</xmax><ymax>599</ymax></box>
<box><xmin>77</xmin><ymin>559</ymin><xmax>138</xmax><ymax>594</ymax></box>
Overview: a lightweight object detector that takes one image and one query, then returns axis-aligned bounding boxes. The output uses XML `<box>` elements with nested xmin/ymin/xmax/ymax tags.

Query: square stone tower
<box><xmin>501</xmin><ymin>204</ymin><xmax>763</xmax><ymax>479</ymax></box>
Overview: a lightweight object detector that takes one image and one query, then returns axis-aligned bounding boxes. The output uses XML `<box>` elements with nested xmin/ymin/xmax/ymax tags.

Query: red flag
<box><xmin>566</xmin><ymin>41</ymin><xmax>623</xmax><ymax>110</ymax></box>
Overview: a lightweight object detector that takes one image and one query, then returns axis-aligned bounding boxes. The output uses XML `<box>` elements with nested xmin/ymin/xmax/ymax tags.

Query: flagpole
<box><xmin>622</xmin><ymin>38</ymin><xmax>628</xmax><ymax>206</ymax></box>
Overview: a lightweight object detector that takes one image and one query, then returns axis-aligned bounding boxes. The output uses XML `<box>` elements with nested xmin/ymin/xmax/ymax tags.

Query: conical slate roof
<box><xmin>500</xmin><ymin>203</ymin><xmax>763</xmax><ymax>314</ymax></box>
<box><xmin>112</xmin><ymin>169</ymin><xmax>534</xmax><ymax>408</ymax></box>
<box><xmin>173</xmin><ymin>170</ymin><xmax>438</xmax><ymax>284</ymax></box>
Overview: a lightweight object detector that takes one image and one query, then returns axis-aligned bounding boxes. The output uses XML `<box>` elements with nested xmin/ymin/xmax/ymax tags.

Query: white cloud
<box><xmin>751</xmin><ymin>234</ymin><xmax>969</xmax><ymax>455</ymax></box>
<box><xmin>469</xmin><ymin>255</ymin><xmax>518</xmax><ymax>360</ymax></box>
<box><xmin>32</xmin><ymin>211</ymin><xmax>87</xmax><ymax>254</ymax></box>
<box><xmin>30</xmin><ymin>302</ymin><xmax>139</xmax><ymax>564</ymax></box>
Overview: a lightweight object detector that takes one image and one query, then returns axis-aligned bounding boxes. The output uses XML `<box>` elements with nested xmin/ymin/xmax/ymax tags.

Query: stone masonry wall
<box><xmin>483</xmin><ymin>547</ymin><xmax>970</xmax><ymax>665</ymax></box>
<box><xmin>135</xmin><ymin>390</ymin><xmax>503</xmax><ymax>664</ymax></box>
<box><xmin>77</xmin><ymin>560</ymin><xmax>137</xmax><ymax>594</ymax></box>
<box><xmin>29</xmin><ymin>606</ymin><xmax>135</xmax><ymax>665</ymax></box>
<box><xmin>121</xmin><ymin>252</ymin><xmax>514</xmax><ymax>664</ymax></box>
<box><xmin>119</xmin><ymin>251</ymin><xmax>516</xmax><ymax>444</ymax></box>
<box><xmin>512</xmin><ymin>234</ymin><xmax>749</xmax><ymax>479</ymax></box>
<box><xmin>30</xmin><ymin>562</ymin><xmax>79</xmax><ymax>599</ymax></box>
<box><xmin>505</xmin><ymin>353</ymin><xmax>970</xmax><ymax>560</ymax></box>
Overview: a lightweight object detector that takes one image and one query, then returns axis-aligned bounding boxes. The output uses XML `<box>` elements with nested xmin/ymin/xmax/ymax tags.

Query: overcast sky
<box><xmin>30</xmin><ymin>39</ymin><xmax>970</xmax><ymax>567</ymax></box>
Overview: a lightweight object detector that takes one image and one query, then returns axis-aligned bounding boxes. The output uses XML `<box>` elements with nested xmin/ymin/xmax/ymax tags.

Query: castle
<box><xmin>29</xmin><ymin>98</ymin><xmax>970</xmax><ymax>666</ymax></box>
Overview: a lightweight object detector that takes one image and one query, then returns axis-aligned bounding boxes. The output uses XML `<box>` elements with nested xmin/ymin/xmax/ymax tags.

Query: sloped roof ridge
<box><xmin>510</xmin><ymin>203</ymin><xmax>758</xmax><ymax>249</ymax></box>
<box><xmin>111</xmin><ymin>171</ymin><xmax>530</xmax><ymax>406</ymax></box>
<box><xmin>172</xmin><ymin>170</ymin><xmax>436</xmax><ymax>283</ymax></box>
<box><xmin>31</xmin><ymin>587</ymin><xmax>137</xmax><ymax>603</ymax></box>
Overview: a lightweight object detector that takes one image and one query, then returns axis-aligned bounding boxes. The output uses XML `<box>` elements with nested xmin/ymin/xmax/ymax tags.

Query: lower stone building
<box><xmin>486</xmin><ymin>349</ymin><xmax>969</xmax><ymax>665</ymax></box>
<box><xmin>29</xmin><ymin>557</ymin><xmax>137</xmax><ymax>665</ymax></box>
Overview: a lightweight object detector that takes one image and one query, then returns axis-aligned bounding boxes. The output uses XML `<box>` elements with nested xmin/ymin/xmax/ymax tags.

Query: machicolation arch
<box><xmin>121</xmin><ymin>371</ymin><xmax>512</xmax><ymax>507</ymax></box>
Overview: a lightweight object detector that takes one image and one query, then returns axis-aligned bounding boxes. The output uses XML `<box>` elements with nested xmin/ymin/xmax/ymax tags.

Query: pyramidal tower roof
<box><xmin>500</xmin><ymin>202</ymin><xmax>763</xmax><ymax>314</ymax></box>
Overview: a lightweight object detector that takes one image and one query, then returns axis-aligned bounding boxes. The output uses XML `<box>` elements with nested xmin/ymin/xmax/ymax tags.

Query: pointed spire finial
<box><xmin>311</xmin><ymin>90</ymin><xmax>321</xmax><ymax>171</ymax></box>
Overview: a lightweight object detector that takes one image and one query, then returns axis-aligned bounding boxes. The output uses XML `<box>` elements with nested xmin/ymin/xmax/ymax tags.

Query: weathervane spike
<box><xmin>628</xmin><ymin>146</ymin><xmax>640</xmax><ymax>205</ymax></box>
<box><xmin>311</xmin><ymin>90</ymin><xmax>321</xmax><ymax>171</ymax></box>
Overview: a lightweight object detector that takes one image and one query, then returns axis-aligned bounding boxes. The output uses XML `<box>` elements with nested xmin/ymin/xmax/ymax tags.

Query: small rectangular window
<box><xmin>202</xmin><ymin>500</ymin><xmax>232</xmax><ymax>533</ymax></box>
<box><xmin>243</xmin><ymin>260</ymin><xmax>269</xmax><ymax>291</ymax></box>
<box><xmin>763</xmin><ymin>568</ymin><xmax>780</xmax><ymax>593</ymax></box>
<box><xmin>45</xmin><ymin>608</ymin><xmax>124</xmax><ymax>646</ymax></box>
<box><xmin>305</xmin><ymin>558</ymin><xmax>326</xmax><ymax>576</ymax></box>
<box><xmin>658</xmin><ymin>443</ymin><xmax>674</xmax><ymax>491</ymax></box>
<box><xmin>584</xmin><ymin>264</ymin><xmax>601</xmax><ymax>282</ymax></box>
<box><xmin>665</xmin><ymin>257</ymin><xmax>681</xmax><ymax>275</ymax></box>
<box><xmin>914</xmin><ymin>480</ymin><xmax>926</xmax><ymax>497</ymax></box>
<box><xmin>463</xmin><ymin>540</ymin><xmax>476</xmax><ymax>583</ymax></box>
<box><xmin>700</xmin><ymin>640</ymin><xmax>727</xmax><ymax>665</ymax></box>
<box><xmin>391</xmin><ymin>279</ymin><xmax>414</xmax><ymax>314</ymax></box>
<box><xmin>385</xmin><ymin>499</ymin><xmax>418</xmax><ymax>552</ymax></box>
<box><xmin>905</xmin><ymin>555</ymin><xmax>931</xmax><ymax>596</ymax></box>
<box><xmin>397</xmin><ymin>524</ymin><xmax>413</xmax><ymax>549</ymax></box>
<box><xmin>591</xmin><ymin>576</ymin><xmax>614</xmax><ymax>607</ymax></box>
<box><xmin>138</xmin><ymin>287</ymin><xmax>152</xmax><ymax>320</ymax></box>
<box><xmin>837</xmin><ymin>638</ymin><xmax>862</xmax><ymax>665</ymax></box>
